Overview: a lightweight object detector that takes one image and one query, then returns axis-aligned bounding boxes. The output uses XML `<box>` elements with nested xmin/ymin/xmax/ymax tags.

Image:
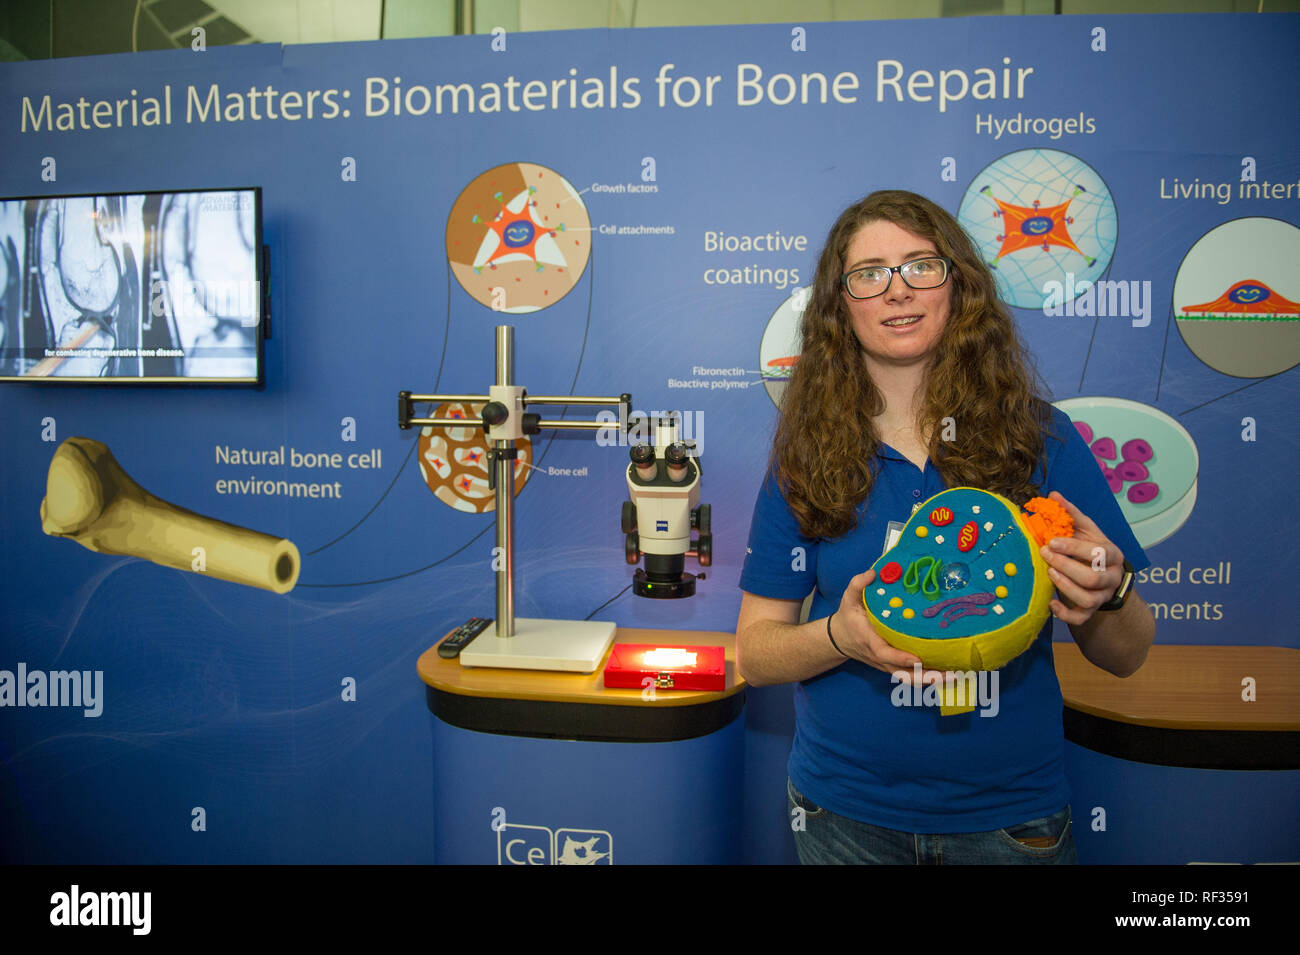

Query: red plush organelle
<box><xmin>957</xmin><ymin>521</ymin><xmax>978</xmax><ymax>552</ymax></box>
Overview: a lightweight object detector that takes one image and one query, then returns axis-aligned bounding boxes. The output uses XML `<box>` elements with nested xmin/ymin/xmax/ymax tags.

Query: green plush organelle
<box><xmin>902</xmin><ymin>555</ymin><xmax>941</xmax><ymax>600</ymax></box>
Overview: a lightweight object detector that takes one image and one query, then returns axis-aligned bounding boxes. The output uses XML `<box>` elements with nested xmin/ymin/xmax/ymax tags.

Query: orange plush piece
<box><xmin>1021</xmin><ymin>496</ymin><xmax>1074</xmax><ymax>547</ymax></box>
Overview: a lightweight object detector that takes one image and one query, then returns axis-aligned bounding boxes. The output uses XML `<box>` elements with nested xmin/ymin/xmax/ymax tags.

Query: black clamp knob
<box><xmin>485</xmin><ymin>445</ymin><xmax>518</xmax><ymax>490</ymax></box>
<box><xmin>398</xmin><ymin>391</ymin><xmax>412</xmax><ymax>430</ymax></box>
<box><xmin>481</xmin><ymin>401</ymin><xmax>510</xmax><ymax>430</ymax></box>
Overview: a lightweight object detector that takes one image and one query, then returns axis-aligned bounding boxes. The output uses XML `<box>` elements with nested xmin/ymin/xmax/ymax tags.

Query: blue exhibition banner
<box><xmin>0</xmin><ymin>13</ymin><xmax>1296</xmax><ymax>864</ymax></box>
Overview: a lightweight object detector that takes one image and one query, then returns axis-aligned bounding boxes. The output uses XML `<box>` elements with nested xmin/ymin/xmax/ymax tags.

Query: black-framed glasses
<box><xmin>841</xmin><ymin>256</ymin><xmax>951</xmax><ymax>300</ymax></box>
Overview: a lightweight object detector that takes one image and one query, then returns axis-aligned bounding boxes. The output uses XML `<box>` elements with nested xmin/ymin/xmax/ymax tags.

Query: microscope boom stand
<box><xmin>398</xmin><ymin>325</ymin><xmax>631</xmax><ymax>672</ymax></box>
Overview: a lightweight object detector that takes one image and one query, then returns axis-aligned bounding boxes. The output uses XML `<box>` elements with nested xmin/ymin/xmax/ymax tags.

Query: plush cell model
<box><xmin>863</xmin><ymin>488</ymin><xmax>1072</xmax><ymax>680</ymax></box>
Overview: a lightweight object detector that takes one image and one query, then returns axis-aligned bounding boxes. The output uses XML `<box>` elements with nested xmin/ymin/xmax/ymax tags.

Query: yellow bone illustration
<box><xmin>41</xmin><ymin>436</ymin><xmax>299</xmax><ymax>594</ymax></box>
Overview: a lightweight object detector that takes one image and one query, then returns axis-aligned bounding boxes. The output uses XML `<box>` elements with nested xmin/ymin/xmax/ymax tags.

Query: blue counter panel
<box><xmin>431</xmin><ymin>713</ymin><xmax>744</xmax><ymax>864</ymax></box>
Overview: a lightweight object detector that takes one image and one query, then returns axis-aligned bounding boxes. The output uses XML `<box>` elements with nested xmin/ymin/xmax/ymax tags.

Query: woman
<box><xmin>736</xmin><ymin>190</ymin><xmax>1155</xmax><ymax>864</ymax></box>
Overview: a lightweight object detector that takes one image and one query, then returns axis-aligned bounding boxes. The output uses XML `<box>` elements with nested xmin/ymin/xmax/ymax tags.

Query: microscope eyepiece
<box><xmin>629</xmin><ymin>443</ymin><xmax>655</xmax><ymax>465</ymax></box>
<box><xmin>664</xmin><ymin>443</ymin><xmax>689</xmax><ymax>467</ymax></box>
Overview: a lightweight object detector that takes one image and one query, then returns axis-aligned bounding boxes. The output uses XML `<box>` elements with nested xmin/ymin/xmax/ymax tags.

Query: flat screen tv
<box><xmin>0</xmin><ymin>186</ymin><xmax>266</xmax><ymax>384</ymax></box>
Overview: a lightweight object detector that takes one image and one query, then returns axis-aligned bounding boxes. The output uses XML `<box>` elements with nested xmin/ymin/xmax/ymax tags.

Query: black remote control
<box><xmin>438</xmin><ymin>617</ymin><xmax>493</xmax><ymax>658</ymax></box>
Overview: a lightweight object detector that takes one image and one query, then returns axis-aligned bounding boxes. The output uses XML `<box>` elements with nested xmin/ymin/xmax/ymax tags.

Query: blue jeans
<box><xmin>788</xmin><ymin>778</ymin><xmax>1078</xmax><ymax>865</ymax></box>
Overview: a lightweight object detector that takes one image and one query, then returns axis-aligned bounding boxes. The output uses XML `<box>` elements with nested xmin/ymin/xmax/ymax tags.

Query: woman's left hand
<box><xmin>1037</xmin><ymin>490</ymin><xmax>1123</xmax><ymax>627</ymax></box>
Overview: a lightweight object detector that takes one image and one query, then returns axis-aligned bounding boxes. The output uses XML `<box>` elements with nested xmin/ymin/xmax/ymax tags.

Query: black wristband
<box><xmin>827</xmin><ymin>612</ymin><xmax>848</xmax><ymax>657</ymax></box>
<box><xmin>1098</xmin><ymin>558</ymin><xmax>1136</xmax><ymax>612</ymax></box>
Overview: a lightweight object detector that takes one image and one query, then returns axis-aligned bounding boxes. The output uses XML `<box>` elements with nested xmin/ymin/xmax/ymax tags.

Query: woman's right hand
<box><xmin>833</xmin><ymin>569</ymin><xmax>932</xmax><ymax>681</ymax></box>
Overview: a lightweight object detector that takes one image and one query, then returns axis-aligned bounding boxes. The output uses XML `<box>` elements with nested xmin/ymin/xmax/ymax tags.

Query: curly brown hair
<box><xmin>773</xmin><ymin>190</ymin><xmax>1054</xmax><ymax>539</ymax></box>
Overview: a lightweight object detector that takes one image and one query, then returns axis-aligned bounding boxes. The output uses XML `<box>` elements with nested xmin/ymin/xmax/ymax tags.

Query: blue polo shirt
<box><xmin>739</xmin><ymin>406</ymin><xmax>1149</xmax><ymax>833</ymax></box>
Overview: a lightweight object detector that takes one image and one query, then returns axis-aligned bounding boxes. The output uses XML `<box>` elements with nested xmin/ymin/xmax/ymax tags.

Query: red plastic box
<box><xmin>603</xmin><ymin>644</ymin><xmax>725</xmax><ymax>691</ymax></box>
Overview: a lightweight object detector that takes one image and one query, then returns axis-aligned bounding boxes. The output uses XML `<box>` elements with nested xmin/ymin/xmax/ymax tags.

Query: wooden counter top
<box><xmin>418</xmin><ymin>628</ymin><xmax>746</xmax><ymax>742</ymax></box>
<box><xmin>1053</xmin><ymin>643</ymin><xmax>1299</xmax><ymax>731</ymax></box>
<box><xmin>1053</xmin><ymin>643</ymin><xmax>1300</xmax><ymax>769</ymax></box>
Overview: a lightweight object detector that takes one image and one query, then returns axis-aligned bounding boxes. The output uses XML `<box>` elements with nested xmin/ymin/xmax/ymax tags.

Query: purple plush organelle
<box><xmin>1121</xmin><ymin>438</ymin><xmax>1154</xmax><ymax>463</ymax></box>
<box><xmin>921</xmin><ymin>592</ymin><xmax>997</xmax><ymax>617</ymax></box>
<box><xmin>1127</xmin><ymin>482</ymin><xmax>1159</xmax><ymax>504</ymax></box>
<box><xmin>1075</xmin><ymin>421</ymin><xmax>1093</xmax><ymax>444</ymax></box>
<box><xmin>938</xmin><ymin>606</ymin><xmax>991</xmax><ymax>628</ymax></box>
<box><xmin>1102</xmin><ymin>466</ymin><xmax>1123</xmax><ymax>494</ymax></box>
<box><xmin>1091</xmin><ymin>436</ymin><xmax>1117</xmax><ymax>460</ymax></box>
<box><xmin>1116</xmin><ymin>460</ymin><xmax>1149</xmax><ymax>482</ymax></box>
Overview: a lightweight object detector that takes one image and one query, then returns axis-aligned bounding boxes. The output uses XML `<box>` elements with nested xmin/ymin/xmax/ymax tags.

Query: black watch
<box><xmin>1098</xmin><ymin>558</ymin><xmax>1135</xmax><ymax>612</ymax></box>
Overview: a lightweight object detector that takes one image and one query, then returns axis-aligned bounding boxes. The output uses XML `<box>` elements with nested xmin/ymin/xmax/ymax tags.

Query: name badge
<box><xmin>883</xmin><ymin>521</ymin><xmax>906</xmax><ymax>556</ymax></box>
<box><xmin>883</xmin><ymin>503</ymin><xmax>922</xmax><ymax>556</ymax></box>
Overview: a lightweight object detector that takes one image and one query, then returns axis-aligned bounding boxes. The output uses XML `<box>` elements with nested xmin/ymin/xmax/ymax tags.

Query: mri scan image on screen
<box><xmin>0</xmin><ymin>187</ymin><xmax>264</xmax><ymax>384</ymax></box>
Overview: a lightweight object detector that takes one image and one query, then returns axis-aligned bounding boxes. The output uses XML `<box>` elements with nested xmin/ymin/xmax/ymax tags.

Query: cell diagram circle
<box><xmin>758</xmin><ymin>285</ymin><xmax>810</xmax><ymax>408</ymax></box>
<box><xmin>1172</xmin><ymin>217</ymin><xmax>1300</xmax><ymax>378</ymax></box>
<box><xmin>1054</xmin><ymin>396</ymin><xmax>1198</xmax><ymax>550</ymax></box>
<box><xmin>445</xmin><ymin>163</ymin><xmax>592</xmax><ymax>313</ymax></box>
<box><xmin>958</xmin><ymin>149</ymin><xmax>1118</xmax><ymax>310</ymax></box>
<box><xmin>417</xmin><ymin>402</ymin><xmax>533</xmax><ymax>513</ymax></box>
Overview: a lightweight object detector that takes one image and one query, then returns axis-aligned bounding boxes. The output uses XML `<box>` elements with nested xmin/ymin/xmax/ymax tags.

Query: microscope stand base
<box><xmin>459</xmin><ymin>618</ymin><xmax>618</xmax><ymax>673</ymax></box>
